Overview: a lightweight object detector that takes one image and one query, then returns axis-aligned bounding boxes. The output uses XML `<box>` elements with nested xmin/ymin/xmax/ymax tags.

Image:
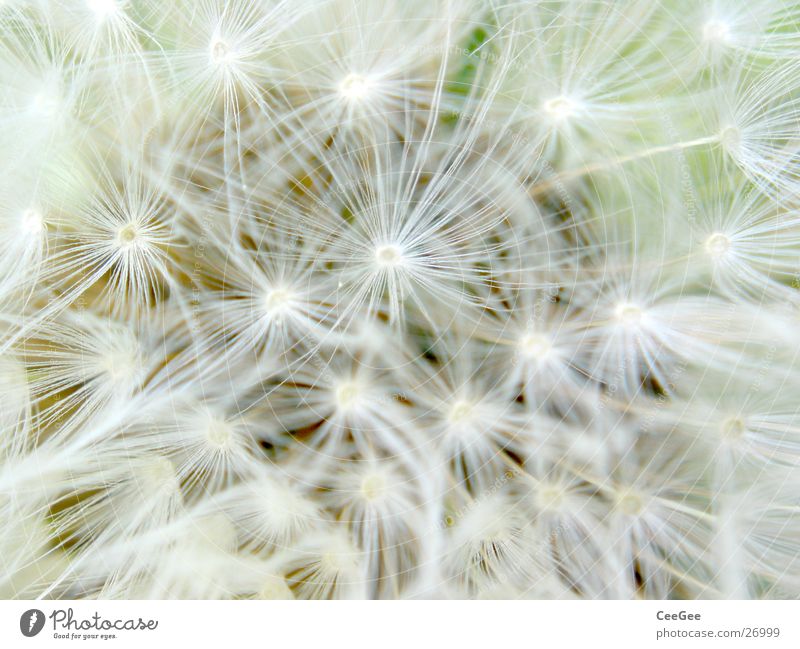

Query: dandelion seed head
<box><xmin>86</xmin><ymin>0</ymin><xmax>120</xmax><ymax>21</ymax></box>
<box><xmin>195</xmin><ymin>513</ymin><xmax>238</xmax><ymax>551</ymax></box>
<box><xmin>258</xmin><ymin>576</ymin><xmax>294</xmax><ymax>600</ymax></box>
<box><xmin>205</xmin><ymin>417</ymin><xmax>235</xmax><ymax>451</ymax></box>
<box><xmin>4</xmin><ymin>0</ymin><xmax>800</xmax><ymax>602</ymax></box>
<box><xmin>20</xmin><ymin>208</ymin><xmax>44</xmax><ymax>236</ymax></box>
<box><xmin>141</xmin><ymin>456</ymin><xmax>180</xmax><ymax>495</ymax></box>
<box><xmin>359</xmin><ymin>472</ymin><xmax>386</xmax><ymax>502</ymax></box>
<box><xmin>448</xmin><ymin>400</ymin><xmax>475</xmax><ymax>424</ymax></box>
<box><xmin>264</xmin><ymin>287</ymin><xmax>294</xmax><ymax>316</ymax></box>
<box><xmin>721</xmin><ymin>416</ymin><xmax>746</xmax><ymax>440</ymax></box>
<box><xmin>115</xmin><ymin>222</ymin><xmax>143</xmax><ymax>249</ymax></box>
<box><xmin>615</xmin><ymin>490</ymin><xmax>645</xmax><ymax>517</ymax></box>
<box><xmin>335</xmin><ymin>381</ymin><xmax>363</xmax><ymax>411</ymax></box>
<box><xmin>209</xmin><ymin>38</ymin><xmax>234</xmax><ymax>66</ymax></box>
<box><xmin>99</xmin><ymin>347</ymin><xmax>141</xmax><ymax>385</ymax></box>
<box><xmin>720</xmin><ymin>125</ymin><xmax>741</xmax><ymax>153</ymax></box>
<box><xmin>535</xmin><ymin>484</ymin><xmax>566</xmax><ymax>512</ymax></box>
<box><xmin>614</xmin><ymin>302</ymin><xmax>645</xmax><ymax>327</ymax></box>
<box><xmin>702</xmin><ymin>20</ymin><xmax>732</xmax><ymax>45</ymax></box>
<box><xmin>374</xmin><ymin>243</ymin><xmax>404</xmax><ymax>268</ymax></box>
<box><xmin>519</xmin><ymin>333</ymin><xmax>552</xmax><ymax>360</ymax></box>
<box><xmin>319</xmin><ymin>549</ymin><xmax>352</xmax><ymax>574</ymax></box>
<box><xmin>338</xmin><ymin>73</ymin><xmax>373</xmax><ymax>102</ymax></box>
<box><xmin>543</xmin><ymin>95</ymin><xmax>579</xmax><ymax>124</ymax></box>
<box><xmin>30</xmin><ymin>87</ymin><xmax>61</xmax><ymax>119</ymax></box>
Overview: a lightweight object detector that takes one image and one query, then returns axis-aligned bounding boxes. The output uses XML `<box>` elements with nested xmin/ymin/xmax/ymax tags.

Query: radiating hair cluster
<box><xmin>2</xmin><ymin>0</ymin><xmax>800</xmax><ymax>599</ymax></box>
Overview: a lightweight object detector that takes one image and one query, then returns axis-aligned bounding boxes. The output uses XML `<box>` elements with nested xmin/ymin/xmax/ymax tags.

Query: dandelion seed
<box><xmin>702</xmin><ymin>20</ymin><xmax>732</xmax><ymax>45</ymax></box>
<box><xmin>338</xmin><ymin>74</ymin><xmax>373</xmax><ymax>102</ymax></box>
<box><xmin>85</xmin><ymin>0</ymin><xmax>120</xmax><ymax>22</ymax></box>
<box><xmin>704</xmin><ymin>232</ymin><xmax>732</xmax><ymax>260</ymax></box>
<box><xmin>542</xmin><ymin>95</ymin><xmax>579</xmax><ymax>124</ymax></box>
<box><xmin>3</xmin><ymin>0</ymin><xmax>800</xmax><ymax>603</ymax></box>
